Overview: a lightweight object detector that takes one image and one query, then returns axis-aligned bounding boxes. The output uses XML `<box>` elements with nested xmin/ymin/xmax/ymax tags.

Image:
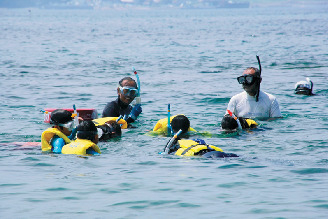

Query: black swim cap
<box><xmin>50</xmin><ymin>109</ymin><xmax>73</xmax><ymax>125</ymax></box>
<box><xmin>171</xmin><ymin>115</ymin><xmax>190</xmax><ymax>133</ymax></box>
<box><xmin>221</xmin><ymin>114</ymin><xmax>238</xmax><ymax>130</ymax></box>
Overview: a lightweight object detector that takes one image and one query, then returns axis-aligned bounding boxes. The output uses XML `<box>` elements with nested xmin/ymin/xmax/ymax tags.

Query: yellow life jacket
<box><xmin>62</xmin><ymin>139</ymin><xmax>101</xmax><ymax>155</ymax></box>
<box><xmin>41</xmin><ymin>128</ymin><xmax>71</xmax><ymax>152</ymax></box>
<box><xmin>152</xmin><ymin>114</ymin><xmax>196</xmax><ymax>135</ymax></box>
<box><xmin>245</xmin><ymin>118</ymin><xmax>258</xmax><ymax>128</ymax></box>
<box><xmin>93</xmin><ymin>117</ymin><xmax>128</xmax><ymax>129</ymax></box>
<box><xmin>175</xmin><ymin>139</ymin><xmax>223</xmax><ymax>157</ymax></box>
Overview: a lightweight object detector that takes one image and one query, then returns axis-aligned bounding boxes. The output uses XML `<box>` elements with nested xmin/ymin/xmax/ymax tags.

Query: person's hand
<box><xmin>129</xmin><ymin>104</ymin><xmax>142</xmax><ymax>120</ymax></box>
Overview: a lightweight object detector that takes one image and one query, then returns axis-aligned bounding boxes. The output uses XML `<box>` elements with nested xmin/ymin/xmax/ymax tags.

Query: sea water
<box><xmin>0</xmin><ymin>7</ymin><xmax>328</xmax><ymax>218</ymax></box>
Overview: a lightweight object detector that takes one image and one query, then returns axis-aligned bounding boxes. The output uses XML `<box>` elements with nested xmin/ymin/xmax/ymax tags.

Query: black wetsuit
<box><xmin>102</xmin><ymin>97</ymin><xmax>134</xmax><ymax>123</ymax></box>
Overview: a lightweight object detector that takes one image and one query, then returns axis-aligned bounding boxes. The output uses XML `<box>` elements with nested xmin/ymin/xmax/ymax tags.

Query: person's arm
<box><xmin>67</xmin><ymin>128</ymin><xmax>77</xmax><ymax>140</ymax></box>
<box><xmin>51</xmin><ymin>137</ymin><xmax>66</xmax><ymax>153</ymax></box>
<box><xmin>270</xmin><ymin>98</ymin><xmax>282</xmax><ymax>118</ymax></box>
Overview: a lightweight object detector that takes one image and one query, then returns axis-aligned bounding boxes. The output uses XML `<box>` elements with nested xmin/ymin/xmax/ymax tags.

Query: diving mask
<box><xmin>58</xmin><ymin>120</ymin><xmax>75</xmax><ymax>131</ymax></box>
<box><xmin>295</xmin><ymin>78</ymin><xmax>313</xmax><ymax>95</ymax></box>
<box><xmin>237</xmin><ymin>75</ymin><xmax>261</xmax><ymax>85</ymax></box>
<box><xmin>119</xmin><ymin>86</ymin><xmax>138</xmax><ymax>98</ymax></box>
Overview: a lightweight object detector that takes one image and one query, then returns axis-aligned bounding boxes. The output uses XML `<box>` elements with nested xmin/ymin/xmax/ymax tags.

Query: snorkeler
<box><xmin>221</xmin><ymin>113</ymin><xmax>258</xmax><ymax>131</ymax></box>
<box><xmin>151</xmin><ymin>114</ymin><xmax>197</xmax><ymax>136</ymax></box>
<box><xmin>41</xmin><ymin>109</ymin><xmax>77</xmax><ymax>153</ymax></box>
<box><xmin>163</xmin><ymin>115</ymin><xmax>238</xmax><ymax>158</ymax></box>
<box><xmin>225</xmin><ymin>56</ymin><xmax>282</xmax><ymax>119</ymax></box>
<box><xmin>97</xmin><ymin>120</ymin><xmax>122</xmax><ymax>141</ymax></box>
<box><xmin>102</xmin><ymin>77</ymin><xmax>142</xmax><ymax>125</ymax></box>
<box><xmin>294</xmin><ymin>78</ymin><xmax>314</xmax><ymax>95</ymax></box>
<box><xmin>62</xmin><ymin>120</ymin><xmax>101</xmax><ymax>155</ymax></box>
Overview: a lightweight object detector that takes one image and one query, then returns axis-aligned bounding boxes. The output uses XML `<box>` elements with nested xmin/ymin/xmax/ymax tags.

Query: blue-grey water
<box><xmin>1</xmin><ymin>7</ymin><xmax>328</xmax><ymax>218</ymax></box>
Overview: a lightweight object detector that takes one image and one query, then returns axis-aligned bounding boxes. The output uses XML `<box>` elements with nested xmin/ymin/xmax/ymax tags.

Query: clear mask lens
<box><xmin>59</xmin><ymin>121</ymin><xmax>75</xmax><ymax>131</ymax></box>
<box><xmin>119</xmin><ymin>86</ymin><xmax>138</xmax><ymax>97</ymax></box>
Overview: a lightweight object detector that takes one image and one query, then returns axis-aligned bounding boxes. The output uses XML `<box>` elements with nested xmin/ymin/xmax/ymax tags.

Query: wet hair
<box><xmin>221</xmin><ymin>114</ymin><xmax>238</xmax><ymax>130</ymax></box>
<box><xmin>245</xmin><ymin>67</ymin><xmax>261</xmax><ymax>77</ymax></box>
<box><xmin>77</xmin><ymin>120</ymin><xmax>98</xmax><ymax>141</ymax></box>
<box><xmin>221</xmin><ymin>115</ymin><xmax>251</xmax><ymax>130</ymax></box>
<box><xmin>171</xmin><ymin>115</ymin><xmax>190</xmax><ymax>133</ymax></box>
<box><xmin>119</xmin><ymin>77</ymin><xmax>138</xmax><ymax>89</ymax></box>
<box><xmin>98</xmin><ymin>120</ymin><xmax>122</xmax><ymax>141</ymax></box>
<box><xmin>50</xmin><ymin>109</ymin><xmax>73</xmax><ymax>125</ymax></box>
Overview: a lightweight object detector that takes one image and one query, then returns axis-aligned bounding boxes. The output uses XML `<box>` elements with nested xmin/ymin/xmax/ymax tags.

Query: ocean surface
<box><xmin>1</xmin><ymin>6</ymin><xmax>328</xmax><ymax>218</ymax></box>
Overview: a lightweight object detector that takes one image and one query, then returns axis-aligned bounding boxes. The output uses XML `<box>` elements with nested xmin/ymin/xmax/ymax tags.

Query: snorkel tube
<box><xmin>163</xmin><ymin>129</ymin><xmax>182</xmax><ymax>154</ymax></box>
<box><xmin>256</xmin><ymin>55</ymin><xmax>262</xmax><ymax>102</ymax></box>
<box><xmin>72</xmin><ymin>104</ymin><xmax>79</xmax><ymax>126</ymax></box>
<box><xmin>227</xmin><ymin>110</ymin><xmax>242</xmax><ymax>130</ymax></box>
<box><xmin>132</xmin><ymin>67</ymin><xmax>141</xmax><ymax>105</ymax></box>
<box><xmin>167</xmin><ymin>104</ymin><xmax>172</xmax><ymax>135</ymax></box>
<box><xmin>306</xmin><ymin>77</ymin><xmax>313</xmax><ymax>94</ymax></box>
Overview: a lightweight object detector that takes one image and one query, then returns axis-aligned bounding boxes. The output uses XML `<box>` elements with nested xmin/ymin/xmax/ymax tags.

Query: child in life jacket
<box><xmin>221</xmin><ymin>114</ymin><xmax>258</xmax><ymax>131</ymax></box>
<box><xmin>41</xmin><ymin>109</ymin><xmax>77</xmax><ymax>153</ymax></box>
<box><xmin>164</xmin><ymin>115</ymin><xmax>238</xmax><ymax>158</ymax></box>
<box><xmin>62</xmin><ymin>120</ymin><xmax>101</xmax><ymax>155</ymax></box>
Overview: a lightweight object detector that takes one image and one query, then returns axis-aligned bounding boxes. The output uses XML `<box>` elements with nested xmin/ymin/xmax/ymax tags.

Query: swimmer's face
<box><xmin>242</xmin><ymin>69</ymin><xmax>261</xmax><ymax>96</ymax></box>
<box><xmin>117</xmin><ymin>79</ymin><xmax>137</xmax><ymax>105</ymax></box>
<box><xmin>58</xmin><ymin>126</ymin><xmax>72</xmax><ymax>136</ymax></box>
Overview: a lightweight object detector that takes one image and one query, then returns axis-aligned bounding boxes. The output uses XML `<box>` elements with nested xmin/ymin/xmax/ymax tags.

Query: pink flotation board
<box><xmin>43</xmin><ymin>108</ymin><xmax>98</xmax><ymax>123</ymax></box>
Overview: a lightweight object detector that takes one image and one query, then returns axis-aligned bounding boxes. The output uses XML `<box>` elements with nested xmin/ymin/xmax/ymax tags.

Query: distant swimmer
<box><xmin>41</xmin><ymin>109</ymin><xmax>77</xmax><ymax>153</ymax></box>
<box><xmin>62</xmin><ymin>120</ymin><xmax>101</xmax><ymax>155</ymax></box>
<box><xmin>163</xmin><ymin>115</ymin><xmax>238</xmax><ymax>158</ymax></box>
<box><xmin>102</xmin><ymin>76</ymin><xmax>142</xmax><ymax>126</ymax></box>
<box><xmin>295</xmin><ymin>78</ymin><xmax>314</xmax><ymax>96</ymax></box>
<box><xmin>225</xmin><ymin>56</ymin><xmax>282</xmax><ymax>119</ymax></box>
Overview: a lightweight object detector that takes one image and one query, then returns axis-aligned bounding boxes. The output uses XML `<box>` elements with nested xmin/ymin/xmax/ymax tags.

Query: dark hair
<box><xmin>77</xmin><ymin>120</ymin><xmax>98</xmax><ymax>141</ymax></box>
<box><xmin>119</xmin><ymin>77</ymin><xmax>137</xmax><ymax>89</ymax></box>
<box><xmin>50</xmin><ymin>109</ymin><xmax>73</xmax><ymax>125</ymax></box>
<box><xmin>171</xmin><ymin>115</ymin><xmax>190</xmax><ymax>133</ymax></box>
<box><xmin>221</xmin><ymin>114</ymin><xmax>238</xmax><ymax>130</ymax></box>
<box><xmin>221</xmin><ymin>115</ymin><xmax>251</xmax><ymax>130</ymax></box>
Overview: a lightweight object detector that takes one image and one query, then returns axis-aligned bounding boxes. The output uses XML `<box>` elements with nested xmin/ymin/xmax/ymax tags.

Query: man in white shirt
<box><xmin>226</xmin><ymin>63</ymin><xmax>282</xmax><ymax>119</ymax></box>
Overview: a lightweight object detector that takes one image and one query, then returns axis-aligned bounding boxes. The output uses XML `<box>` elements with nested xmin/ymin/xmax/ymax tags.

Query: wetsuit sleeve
<box><xmin>102</xmin><ymin>101</ymin><xmax>118</xmax><ymax>117</ymax></box>
<box><xmin>270</xmin><ymin>98</ymin><xmax>282</xmax><ymax>117</ymax></box>
<box><xmin>51</xmin><ymin>137</ymin><xmax>66</xmax><ymax>153</ymax></box>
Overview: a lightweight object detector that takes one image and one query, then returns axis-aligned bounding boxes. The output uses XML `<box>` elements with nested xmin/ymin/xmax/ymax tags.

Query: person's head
<box><xmin>171</xmin><ymin>115</ymin><xmax>190</xmax><ymax>134</ymax></box>
<box><xmin>221</xmin><ymin>115</ymin><xmax>256</xmax><ymax>130</ymax></box>
<box><xmin>295</xmin><ymin>78</ymin><xmax>313</xmax><ymax>96</ymax></box>
<box><xmin>50</xmin><ymin>109</ymin><xmax>74</xmax><ymax>136</ymax></box>
<box><xmin>237</xmin><ymin>67</ymin><xmax>262</xmax><ymax>97</ymax></box>
<box><xmin>117</xmin><ymin>77</ymin><xmax>138</xmax><ymax>105</ymax></box>
<box><xmin>221</xmin><ymin>114</ymin><xmax>238</xmax><ymax>130</ymax></box>
<box><xmin>76</xmin><ymin>120</ymin><xmax>98</xmax><ymax>144</ymax></box>
<box><xmin>98</xmin><ymin>120</ymin><xmax>122</xmax><ymax>141</ymax></box>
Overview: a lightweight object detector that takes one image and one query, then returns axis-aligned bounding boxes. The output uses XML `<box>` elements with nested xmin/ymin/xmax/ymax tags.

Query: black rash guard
<box><xmin>102</xmin><ymin>97</ymin><xmax>134</xmax><ymax>123</ymax></box>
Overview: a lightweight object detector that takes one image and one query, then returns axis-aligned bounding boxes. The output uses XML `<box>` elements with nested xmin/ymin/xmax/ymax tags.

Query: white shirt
<box><xmin>227</xmin><ymin>91</ymin><xmax>282</xmax><ymax>118</ymax></box>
